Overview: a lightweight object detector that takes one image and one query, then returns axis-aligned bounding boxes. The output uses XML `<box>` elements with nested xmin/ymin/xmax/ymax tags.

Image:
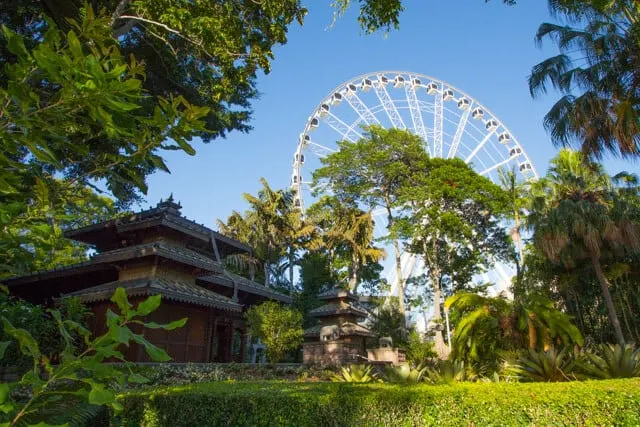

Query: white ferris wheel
<box><xmin>290</xmin><ymin>71</ymin><xmax>538</xmax><ymax>314</ymax></box>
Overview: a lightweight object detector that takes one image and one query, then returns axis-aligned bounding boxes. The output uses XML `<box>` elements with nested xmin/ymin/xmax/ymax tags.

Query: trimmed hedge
<box><xmin>113</xmin><ymin>379</ymin><xmax>640</xmax><ymax>426</ymax></box>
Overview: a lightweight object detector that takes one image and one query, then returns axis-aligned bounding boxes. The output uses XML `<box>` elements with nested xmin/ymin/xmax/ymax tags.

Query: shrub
<box><xmin>425</xmin><ymin>360</ymin><xmax>469</xmax><ymax>384</ymax></box>
<box><xmin>114</xmin><ymin>379</ymin><xmax>640</xmax><ymax>426</ymax></box>
<box><xmin>404</xmin><ymin>330</ymin><xmax>436</xmax><ymax>366</ymax></box>
<box><xmin>245</xmin><ymin>301</ymin><xmax>303</xmax><ymax>363</ymax></box>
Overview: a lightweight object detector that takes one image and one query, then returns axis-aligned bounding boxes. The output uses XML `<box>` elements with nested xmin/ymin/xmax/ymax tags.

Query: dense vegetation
<box><xmin>2</xmin><ymin>0</ymin><xmax>640</xmax><ymax>425</ymax></box>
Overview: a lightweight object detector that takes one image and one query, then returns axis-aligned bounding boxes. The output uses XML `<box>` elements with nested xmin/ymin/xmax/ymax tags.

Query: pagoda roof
<box><xmin>93</xmin><ymin>241</ymin><xmax>222</xmax><ymax>273</ymax></box>
<box><xmin>2</xmin><ymin>261</ymin><xmax>115</xmax><ymax>287</ymax></box>
<box><xmin>199</xmin><ymin>272</ymin><xmax>292</xmax><ymax>304</ymax></box>
<box><xmin>65</xmin><ymin>199</ymin><xmax>250</xmax><ymax>255</ymax></box>
<box><xmin>309</xmin><ymin>302</ymin><xmax>368</xmax><ymax>318</ymax></box>
<box><xmin>318</xmin><ymin>288</ymin><xmax>358</xmax><ymax>301</ymax></box>
<box><xmin>64</xmin><ymin>277</ymin><xmax>242</xmax><ymax>312</ymax></box>
<box><xmin>303</xmin><ymin>322</ymin><xmax>375</xmax><ymax>338</ymax></box>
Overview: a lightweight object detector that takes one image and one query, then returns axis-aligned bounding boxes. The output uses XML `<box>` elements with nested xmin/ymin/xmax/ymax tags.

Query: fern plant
<box><xmin>577</xmin><ymin>344</ymin><xmax>640</xmax><ymax>379</ymax></box>
<box><xmin>383</xmin><ymin>363</ymin><xmax>428</xmax><ymax>384</ymax></box>
<box><xmin>330</xmin><ymin>364</ymin><xmax>377</xmax><ymax>383</ymax></box>
<box><xmin>514</xmin><ymin>347</ymin><xmax>577</xmax><ymax>382</ymax></box>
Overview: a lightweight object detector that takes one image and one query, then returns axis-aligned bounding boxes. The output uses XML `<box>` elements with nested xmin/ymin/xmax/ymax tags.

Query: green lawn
<box><xmin>114</xmin><ymin>378</ymin><xmax>640</xmax><ymax>426</ymax></box>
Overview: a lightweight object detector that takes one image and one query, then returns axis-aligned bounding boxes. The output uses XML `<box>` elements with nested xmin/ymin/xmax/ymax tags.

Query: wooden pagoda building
<box><xmin>302</xmin><ymin>288</ymin><xmax>374</xmax><ymax>365</ymax></box>
<box><xmin>3</xmin><ymin>198</ymin><xmax>291</xmax><ymax>363</ymax></box>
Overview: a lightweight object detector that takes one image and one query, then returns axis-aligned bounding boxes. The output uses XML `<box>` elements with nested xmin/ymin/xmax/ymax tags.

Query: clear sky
<box><xmin>142</xmin><ymin>0</ymin><xmax>638</xmax><ymax>227</ymax></box>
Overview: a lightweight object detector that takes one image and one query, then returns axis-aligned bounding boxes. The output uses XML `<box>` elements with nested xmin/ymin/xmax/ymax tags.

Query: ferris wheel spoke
<box><xmin>465</xmin><ymin>128</ymin><xmax>497</xmax><ymax>163</ymax></box>
<box><xmin>433</xmin><ymin>89</ymin><xmax>444</xmax><ymax>157</ymax></box>
<box><xmin>404</xmin><ymin>80</ymin><xmax>430</xmax><ymax>153</ymax></box>
<box><xmin>478</xmin><ymin>153</ymin><xmax>519</xmax><ymax>176</ymax></box>
<box><xmin>372</xmin><ymin>77</ymin><xmax>406</xmax><ymax>129</ymax></box>
<box><xmin>307</xmin><ymin>141</ymin><xmax>336</xmax><ymax>158</ymax></box>
<box><xmin>345</xmin><ymin>91</ymin><xmax>380</xmax><ymax>126</ymax></box>
<box><xmin>324</xmin><ymin>111</ymin><xmax>362</xmax><ymax>142</ymax></box>
<box><xmin>448</xmin><ymin>106</ymin><xmax>472</xmax><ymax>159</ymax></box>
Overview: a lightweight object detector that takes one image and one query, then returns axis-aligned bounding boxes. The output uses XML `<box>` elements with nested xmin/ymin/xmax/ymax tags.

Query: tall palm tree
<box><xmin>527</xmin><ymin>149</ymin><xmax>640</xmax><ymax>346</ymax></box>
<box><xmin>529</xmin><ymin>1</ymin><xmax>640</xmax><ymax>159</ymax></box>
<box><xmin>498</xmin><ymin>166</ymin><xmax>528</xmax><ymax>295</ymax></box>
<box><xmin>307</xmin><ymin>196</ymin><xmax>385</xmax><ymax>293</ymax></box>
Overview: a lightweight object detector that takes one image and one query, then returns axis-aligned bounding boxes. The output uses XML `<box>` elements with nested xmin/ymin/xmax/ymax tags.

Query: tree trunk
<box><xmin>348</xmin><ymin>252</ymin><xmax>359</xmax><ymax>293</ymax></box>
<box><xmin>527</xmin><ymin>315</ymin><xmax>537</xmax><ymax>350</ymax></box>
<box><xmin>590</xmin><ymin>252</ymin><xmax>626</xmax><ymax>346</ymax></box>
<box><xmin>288</xmin><ymin>248</ymin><xmax>295</xmax><ymax>296</ymax></box>
<box><xmin>385</xmin><ymin>205</ymin><xmax>405</xmax><ymax>315</ymax></box>
<box><xmin>264</xmin><ymin>262</ymin><xmax>270</xmax><ymax>288</ymax></box>
<box><xmin>423</xmin><ymin>239</ymin><xmax>447</xmax><ymax>358</ymax></box>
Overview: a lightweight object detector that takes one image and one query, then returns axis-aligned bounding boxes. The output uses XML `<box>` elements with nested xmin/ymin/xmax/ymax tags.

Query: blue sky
<box><xmin>143</xmin><ymin>0</ymin><xmax>637</xmax><ymax>227</ymax></box>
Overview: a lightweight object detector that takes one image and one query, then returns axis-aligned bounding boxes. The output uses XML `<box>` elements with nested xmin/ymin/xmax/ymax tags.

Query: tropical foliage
<box><xmin>445</xmin><ymin>292</ymin><xmax>583</xmax><ymax>368</ymax></box>
<box><xmin>244</xmin><ymin>301</ymin><xmax>304</xmax><ymax>363</ymax></box>
<box><xmin>330</xmin><ymin>364</ymin><xmax>378</xmax><ymax>383</ymax></box>
<box><xmin>527</xmin><ymin>149</ymin><xmax>640</xmax><ymax>346</ymax></box>
<box><xmin>577</xmin><ymin>344</ymin><xmax>640</xmax><ymax>379</ymax></box>
<box><xmin>0</xmin><ymin>288</ymin><xmax>186</xmax><ymax>426</ymax></box>
<box><xmin>529</xmin><ymin>0</ymin><xmax>640</xmax><ymax>158</ymax></box>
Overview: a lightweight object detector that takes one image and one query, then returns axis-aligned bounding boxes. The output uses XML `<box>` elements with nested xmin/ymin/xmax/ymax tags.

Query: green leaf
<box><xmin>144</xmin><ymin>317</ymin><xmax>187</xmax><ymax>330</ymax></box>
<box><xmin>0</xmin><ymin>383</ymin><xmax>9</xmax><ymax>405</ymax></box>
<box><xmin>131</xmin><ymin>333</ymin><xmax>171</xmax><ymax>362</ymax></box>
<box><xmin>110</xmin><ymin>288</ymin><xmax>131</xmax><ymax>317</ymax></box>
<box><xmin>0</xmin><ymin>341</ymin><xmax>10</xmax><ymax>360</ymax></box>
<box><xmin>135</xmin><ymin>294</ymin><xmax>161</xmax><ymax>316</ymax></box>
<box><xmin>128</xmin><ymin>373</ymin><xmax>150</xmax><ymax>384</ymax></box>
<box><xmin>1</xmin><ymin>317</ymin><xmax>40</xmax><ymax>358</ymax></box>
<box><xmin>66</xmin><ymin>30</ymin><xmax>83</xmax><ymax>58</ymax></box>
<box><xmin>87</xmin><ymin>383</ymin><xmax>115</xmax><ymax>406</ymax></box>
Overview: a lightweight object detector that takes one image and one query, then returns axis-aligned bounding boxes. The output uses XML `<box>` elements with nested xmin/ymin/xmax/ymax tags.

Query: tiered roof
<box><xmin>66</xmin><ymin>277</ymin><xmax>241</xmax><ymax>312</ymax></box>
<box><xmin>3</xmin><ymin>197</ymin><xmax>291</xmax><ymax>308</ymax></box>
<box><xmin>303</xmin><ymin>287</ymin><xmax>374</xmax><ymax>338</ymax></box>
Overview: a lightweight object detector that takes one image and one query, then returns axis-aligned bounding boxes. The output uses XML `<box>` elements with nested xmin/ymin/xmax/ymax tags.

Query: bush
<box><xmin>245</xmin><ymin>301</ymin><xmax>303</xmax><ymax>363</ymax></box>
<box><xmin>125</xmin><ymin>363</ymin><xmax>337</xmax><ymax>388</ymax></box>
<box><xmin>114</xmin><ymin>379</ymin><xmax>640</xmax><ymax>426</ymax></box>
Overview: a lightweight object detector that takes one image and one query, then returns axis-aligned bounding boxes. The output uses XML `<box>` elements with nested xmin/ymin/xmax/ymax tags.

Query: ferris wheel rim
<box><xmin>292</xmin><ymin>70</ymin><xmax>539</xmax><ymax>212</ymax></box>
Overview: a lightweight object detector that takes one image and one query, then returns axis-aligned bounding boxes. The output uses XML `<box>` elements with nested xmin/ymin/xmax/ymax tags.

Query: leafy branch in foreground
<box><xmin>0</xmin><ymin>288</ymin><xmax>187</xmax><ymax>426</ymax></box>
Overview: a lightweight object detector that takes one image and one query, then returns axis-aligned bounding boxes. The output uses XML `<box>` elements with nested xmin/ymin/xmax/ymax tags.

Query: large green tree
<box><xmin>396</xmin><ymin>157</ymin><xmax>512</xmax><ymax>355</ymax></box>
<box><xmin>313</xmin><ymin>126</ymin><xmax>430</xmax><ymax>315</ymax></box>
<box><xmin>527</xmin><ymin>149</ymin><xmax>640</xmax><ymax>347</ymax></box>
<box><xmin>0</xmin><ymin>178</ymin><xmax>117</xmax><ymax>279</ymax></box>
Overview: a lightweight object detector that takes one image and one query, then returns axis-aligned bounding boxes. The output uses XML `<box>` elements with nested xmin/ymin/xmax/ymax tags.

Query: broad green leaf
<box><xmin>87</xmin><ymin>383</ymin><xmax>115</xmax><ymax>405</ymax></box>
<box><xmin>0</xmin><ymin>401</ymin><xmax>14</xmax><ymax>415</ymax></box>
<box><xmin>131</xmin><ymin>333</ymin><xmax>171</xmax><ymax>362</ymax></box>
<box><xmin>0</xmin><ymin>383</ymin><xmax>9</xmax><ymax>404</ymax></box>
<box><xmin>1</xmin><ymin>317</ymin><xmax>40</xmax><ymax>358</ymax></box>
<box><xmin>110</xmin><ymin>288</ymin><xmax>131</xmax><ymax>317</ymax></box>
<box><xmin>0</xmin><ymin>341</ymin><xmax>10</xmax><ymax>360</ymax></box>
<box><xmin>135</xmin><ymin>294</ymin><xmax>161</xmax><ymax>316</ymax></box>
<box><xmin>144</xmin><ymin>317</ymin><xmax>187</xmax><ymax>330</ymax></box>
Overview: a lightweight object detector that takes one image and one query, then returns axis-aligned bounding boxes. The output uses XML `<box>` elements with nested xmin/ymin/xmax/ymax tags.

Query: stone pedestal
<box><xmin>302</xmin><ymin>341</ymin><xmax>364</xmax><ymax>366</ymax></box>
<box><xmin>367</xmin><ymin>347</ymin><xmax>406</xmax><ymax>365</ymax></box>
